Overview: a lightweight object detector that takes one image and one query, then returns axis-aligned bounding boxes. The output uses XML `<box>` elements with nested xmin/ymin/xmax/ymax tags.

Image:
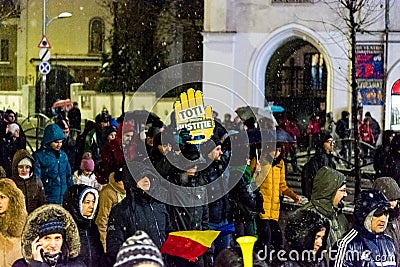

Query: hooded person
<box><xmin>12</xmin><ymin>204</ymin><xmax>85</xmax><ymax>267</ymax></box>
<box><xmin>11</xmin><ymin>149</ymin><xmax>46</xmax><ymax>214</ymax></box>
<box><xmin>300</xmin><ymin>166</ymin><xmax>349</xmax><ymax>249</ymax></box>
<box><xmin>281</xmin><ymin>209</ymin><xmax>330</xmax><ymax>267</ymax></box>
<box><xmin>373</xmin><ymin>177</ymin><xmax>400</xmax><ymax>266</ymax></box>
<box><xmin>106</xmin><ymin>161</ymin><xmax>169</xmax><ymax>265</ymax></box>
<box><xmin>98</xmin><ymin>122</ymin><xmax>136</xmax><ymax>184</ymax></box>
<box><xmin>0</xmin><ymin>178</ymin><xmax>27</xmax><ymax>266</ymax></box>
<box><xmin>33</xmin><ymin>124</ymin><xmax>73</xmax><ymax>204</ymax></box>
<box><xmin>330</xmin><ymin>189</ymin><xmax>396</xmax><ymax>267</ymax></box>
<box><xmin>62</xmin><ymin>184</ymin><xmax>103</xmax><ymax>267</ymax></box>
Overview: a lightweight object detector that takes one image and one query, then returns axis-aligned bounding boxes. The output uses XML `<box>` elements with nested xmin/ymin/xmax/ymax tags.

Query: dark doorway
<box><xmin>265</xmin><ymin>38</ymin><xmax>328</xmax><ymax>149</ymax></box>
<box><xmin>35</xmin><ymin>65</ymin><xmax>76</xmax><ymax>117</ymax></box>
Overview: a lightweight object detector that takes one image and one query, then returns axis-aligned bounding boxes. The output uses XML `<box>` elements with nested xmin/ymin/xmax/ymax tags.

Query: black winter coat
<box><xmin>229</xmin><ymin>165</ymin><xmax>263</xmax><ymax>223</ymax></box>
<box><xmin>62</xmin><ymin>184</ymin><xmax>104</xmax><ymax>267</ymax></box>
<box><xmin>106</xmin><ymin>187</ymin><xmax>169</xmax><ymax>264</ymax></box>
<box><xmin>201</xmin><ymin>151</ymin><xmax>230</xmax><ymax>223</ymax></box>
<box><xmin>168</xmin><ymin>172</ymin><xmax>209</xmax><ymax>232</ymax></box>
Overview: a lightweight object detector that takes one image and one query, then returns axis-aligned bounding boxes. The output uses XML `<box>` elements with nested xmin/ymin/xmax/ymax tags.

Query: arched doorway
<box><xmin>265</xmin><ymin>38</ymin><xmax>328</xmax><ymax>127</ymax></box>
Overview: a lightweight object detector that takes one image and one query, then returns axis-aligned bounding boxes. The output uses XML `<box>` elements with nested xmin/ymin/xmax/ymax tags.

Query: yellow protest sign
<box><xmin>174</xmin><ymin>88</ymin><xmax>215</xmax><ymax>144</ymax></box>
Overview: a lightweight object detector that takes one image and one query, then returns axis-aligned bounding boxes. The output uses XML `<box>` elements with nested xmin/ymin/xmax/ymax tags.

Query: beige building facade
<box><xmin>202</xmin><ymin>0</ymin><xmax>400</xmax><ymax>131</ymax></box>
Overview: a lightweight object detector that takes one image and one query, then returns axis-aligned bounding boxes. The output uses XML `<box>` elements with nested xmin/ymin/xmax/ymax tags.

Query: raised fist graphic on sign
<box><xmin>174</xmin><ymin>88</ymin><xmax>215</xmax><ymax>144</ymax></box>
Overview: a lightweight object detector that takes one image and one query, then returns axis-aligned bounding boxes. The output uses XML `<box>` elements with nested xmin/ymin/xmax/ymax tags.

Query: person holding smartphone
<box><xmin>12</xmin><ymin>204</ymin><xmax>85</xmax><ymax>267</ymax></box>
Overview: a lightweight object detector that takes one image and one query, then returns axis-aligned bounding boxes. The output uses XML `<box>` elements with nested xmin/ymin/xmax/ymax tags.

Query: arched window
<box><xmin>89</xmin><ymin>18</ymin><xmax>104</xmax><ymax>54</ymax></box>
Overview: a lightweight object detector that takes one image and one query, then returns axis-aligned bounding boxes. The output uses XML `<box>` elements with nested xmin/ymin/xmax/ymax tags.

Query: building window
<box><xmin>1</xmin><ymin>39</ymin><xmax>9</xmax><ymax>62</ymax></box>
<box><xmin>304</xmin><ymin>53</ymin><xmax>326</xmax><ymax>91</ymax></box>
<box><xmin>89</xmin><ymin>18</ymin><xmax>104</xmax><ymax>54</ymax></box>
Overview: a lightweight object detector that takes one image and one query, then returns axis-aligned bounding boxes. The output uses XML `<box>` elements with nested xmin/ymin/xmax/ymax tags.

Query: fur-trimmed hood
<box><xmin>21</xmin><ymin>204</ymin><xmax>81</xmax><ymax>263</ymax></box>
<box><xmin>0</xmin><ymin>178</ymin><xmax>27</xmax><ymax>237</ymax></box>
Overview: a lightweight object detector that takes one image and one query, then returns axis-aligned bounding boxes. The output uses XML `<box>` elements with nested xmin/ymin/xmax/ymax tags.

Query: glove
<box><xmin>178</xmin><ymin>128</ymin><xmax>192</xmax><ymax>144</ymax></box>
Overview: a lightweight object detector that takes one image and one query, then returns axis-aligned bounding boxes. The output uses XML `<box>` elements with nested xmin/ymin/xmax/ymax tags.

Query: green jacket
<box><xmin>300</xmin><ymin>166</ymin><xmax>349</xmax><ymax>248</ymax></box>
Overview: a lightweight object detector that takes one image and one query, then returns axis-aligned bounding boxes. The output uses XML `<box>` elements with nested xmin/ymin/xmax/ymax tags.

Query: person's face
<box><xmin>81</xmin><ymin>193</ymin><xmax>96</xmax><ymax>218</ymax></box>
<box><xmin>274</xmin><ymin>147</ymin><xmax>282</xmax><ymax>159</ymax></box>
<box><xmin>146</xmin><ymin>136</ymin><xmax>154</xmax><ymax>147</ymax></box>
<box><xmin>100</xmin><ymin>121</ymin><xmax>109</xmax><ymax>129</ymax></box>
<box><xmin>314</xmin><ymin>228</ymin><xmax>326</xmax><ymax>253</ymax></box>
<box><xmin>18</xmin><ymin>164</ymin><xmax>31</xmax><ymax>177</ymax></box>
<box><xmin>39</xmin><ymin>233</ymin><xmax>63</xmax><ymax>254</ymax></box>
<box><xmin>390</xmin><ymin>200</ymin><xmax>398</xmax><ymax>209</ymax></box>
<box><xmin>324</xmin><ymin>138</ymin><xmax>335</xmax><ymax>153</ymax></box>
<box><xmin>122</xmin><ymin>131</ymin><xmax>134</xmax><ymax>145</ymax></box>
<box><xmin>186</xmin><ymin>165</ymin><xmax>198</xmax><ymax>176</ymax></box>
<box><xmin>108</xmin><ymin>132</ymin><xmax>116</xmax><ymax>141</ymax></box>
<box><xmin>371</xmin><ymin>209</ymin><xmax>389</xmax><ymax>234</ymax></box>
<box><xmin>158</xmin><ymin>144</ymin><xmax>172</xmax><ymax>156</ymax></box>
<box><xmin>389</xmin><ymin>133</ymin><xmax>396</xmax><ymax>143</ymax></box>
<box><xmin>62</xmin><ymin>128</ymin><xmax>70</xmax><ymax>138</ymax></box>
<box><xmin>208</xmin><ymin>145</ymin><xmax>223</xmax><ymax>161</ymax></box>
<box><xmin>333</xmin><ymin>184</ymin><xmax>347</xmax><ymax>208</ymax></box>
<box><xmin>0</xmin><ymin>192</ymin><xmax>9</xmax><ymax>216</ymax></box>
<box><xmin>137</xmin><ymin>177</ymin><xmax>151</xmax><ymax>191</ymax></box>
<box><xmin>7</xmin><ymin>113</ymin><xmax>15</xmax><ymax>122</ymax></box>
<box><xmin>13</xmin><ymin>129</ymin><xmax>20</xmax><ymax>138</ymax></box>
<box><xmin>50</xmin><ymin>140</ymin><xmax>63</xmax><ymax>151</ymax></box>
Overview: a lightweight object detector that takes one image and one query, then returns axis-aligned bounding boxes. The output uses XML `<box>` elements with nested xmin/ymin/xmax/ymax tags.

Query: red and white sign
<box><xmin>38</xmin><ymin>35</ymin><xmax>51</xmax><ymax>49</ymax></box>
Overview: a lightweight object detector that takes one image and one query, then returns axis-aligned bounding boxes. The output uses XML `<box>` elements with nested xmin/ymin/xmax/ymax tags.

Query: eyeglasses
<box><xmin>373</xmin><ymin>209</ymin><xmax>389</xmax><ymax>217</ymax></box>
<box><xmin>325</xmin><ymin>139</ymin><xmax>335</xmax><ymax>144</ymax></box>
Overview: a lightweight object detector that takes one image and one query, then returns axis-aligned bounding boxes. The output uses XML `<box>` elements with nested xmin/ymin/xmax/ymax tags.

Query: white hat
<box><xmin>8</xmin><ymin>123</ymin><xmax>19</xmax><ymax>135</ymax></box>
<box><xmin>18</xmin><ymin>157</ymin><xmax>32</xmax><ymax>167</ymax></box>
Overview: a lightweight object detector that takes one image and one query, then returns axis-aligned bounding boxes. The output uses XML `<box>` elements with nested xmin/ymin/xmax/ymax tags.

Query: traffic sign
<box><xmin>38</xmin><ymin>35</ymin><xmax>51</xmax><ymax>49</ymax></box>
<box><xmin>39</xmin><ymin>61</ymin><xmax>51</xmax><ymax>75</ymax></box>
<box><xmin>39</xmin><ymin>48</ymin><xmax>51</xmax><ymax>62</ymax></box>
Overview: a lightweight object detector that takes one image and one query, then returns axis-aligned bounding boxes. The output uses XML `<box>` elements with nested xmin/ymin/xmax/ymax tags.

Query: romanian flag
<box><xmin>160</xmin><ymin>230</ymin><xmax>220</xmax><ymax>262</ymax></box>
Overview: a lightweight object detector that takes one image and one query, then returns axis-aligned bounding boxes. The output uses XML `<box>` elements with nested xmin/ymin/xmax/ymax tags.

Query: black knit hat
<box><xmin>322</xmin><ymin>133</ymin><xmax>334</xmax><ymax>143</ymax></box>
<box><xmin>114</xmin><ymin>230</ymin><xmax>164</xmax><ymax>267</ymax></box>
<box><xmin>200</xmin><ymin>135</ymin><xmax>222</xmax><ymax>156</ymax></box>
<box><xmin>38</xmin><ymin>219</ymin><xmax>65</xmax><ymax>238</ymax></box>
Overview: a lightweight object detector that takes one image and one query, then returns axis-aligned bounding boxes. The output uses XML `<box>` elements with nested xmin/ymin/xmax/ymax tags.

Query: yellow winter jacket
<box><xmin>257</xmin><ymin>159</ymin><xmax>297</xmax><ymax>221</ymax></box>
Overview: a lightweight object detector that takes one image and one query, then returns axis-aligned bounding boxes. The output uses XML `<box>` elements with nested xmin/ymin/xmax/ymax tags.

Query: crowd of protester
<box><xmin>0</xmin><ymin>105</ymin><xmax>399</xmax><ymax>267</ymax></box>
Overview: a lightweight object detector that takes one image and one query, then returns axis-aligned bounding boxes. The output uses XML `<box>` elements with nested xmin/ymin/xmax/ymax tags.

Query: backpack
<box><xmin>301</xmin><ymin>157</ymin><xmax>318</xmax><ymax>200</ymax></box>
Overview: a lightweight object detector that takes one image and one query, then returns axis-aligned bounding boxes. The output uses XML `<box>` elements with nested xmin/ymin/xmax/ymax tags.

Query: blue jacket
<box><xmin>33</xmin><ymin>124</ymin><xmax>73</xmax><ymax>204</ymax></box>
<box><xmin>330</xmin><ymin>190</ymin><xmax>396</xmax><ymax>267</ymax></box>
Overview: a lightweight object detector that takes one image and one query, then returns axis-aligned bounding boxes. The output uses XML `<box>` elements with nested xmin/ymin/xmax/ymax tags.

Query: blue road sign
<box><xmin>39</xmin><ymin>61</ymin><xmax>51</xmax><ymax>75</ymax></box>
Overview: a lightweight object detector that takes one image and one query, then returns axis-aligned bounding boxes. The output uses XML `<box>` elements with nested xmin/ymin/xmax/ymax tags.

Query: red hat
<box><xmin>122</xmin><ymin>122</ymin><xmax>135</xmax><ymax>133</ymax></box>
